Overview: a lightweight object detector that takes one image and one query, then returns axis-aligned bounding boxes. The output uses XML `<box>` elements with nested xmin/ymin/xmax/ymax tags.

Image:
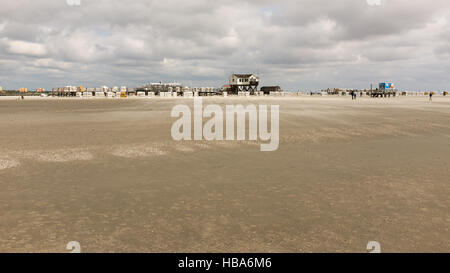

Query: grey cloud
<box><xmin>0</xmin><ymin>0</ymin><xmax>449</xmax><ymax>91</ymax></box>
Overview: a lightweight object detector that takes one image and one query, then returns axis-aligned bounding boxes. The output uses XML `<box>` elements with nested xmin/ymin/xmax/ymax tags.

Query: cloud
<box><xmin>0</xmin><ymin>0</ymin><xmax>449</xmax><ymax>91</ymax></box>
<box><xmin>7</xmin><ymin>40</ymin><xmax>47</xmax><ymax>56</ymax></box>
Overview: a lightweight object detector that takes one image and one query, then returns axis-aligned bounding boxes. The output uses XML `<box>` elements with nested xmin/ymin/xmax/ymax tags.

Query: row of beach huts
<box><xmin>50</xmin><ymin>86</ymin><xmax>296</xmax><ymax>98</ymax></box>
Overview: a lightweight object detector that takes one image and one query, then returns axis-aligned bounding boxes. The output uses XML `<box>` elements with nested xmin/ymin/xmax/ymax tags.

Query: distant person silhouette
<box><xmin>429</xmin><ymin>92</ymin><xmax>433</xmax><ymax>101</ymax></box>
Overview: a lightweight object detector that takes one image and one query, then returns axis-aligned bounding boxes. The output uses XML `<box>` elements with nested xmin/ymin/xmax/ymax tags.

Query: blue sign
<box><xmin>379</xmin><ymin>83</ymin><xmax>394</xmax><ymax>90</ymax></box>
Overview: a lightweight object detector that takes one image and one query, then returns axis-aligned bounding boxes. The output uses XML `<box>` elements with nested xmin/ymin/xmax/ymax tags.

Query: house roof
<box><xmin>232</xmin><ymin>74</ymin><xmax>256</xmax><ymax>78</ymax></box>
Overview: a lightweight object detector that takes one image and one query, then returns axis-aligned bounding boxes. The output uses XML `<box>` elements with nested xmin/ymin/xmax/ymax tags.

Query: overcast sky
<box><xmin>1</xmin><ymin>0</ymin><xmax>450</xmax><ymax>91</ymax></box>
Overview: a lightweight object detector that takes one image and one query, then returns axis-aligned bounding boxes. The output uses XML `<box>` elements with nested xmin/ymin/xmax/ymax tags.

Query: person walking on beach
<box><xmin>429</xmin><ymin>92</ymin><xmax>433</xmax><ymax>101</ymax></box>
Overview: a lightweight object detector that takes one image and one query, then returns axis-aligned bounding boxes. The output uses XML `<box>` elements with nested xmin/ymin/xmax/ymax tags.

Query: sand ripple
<box><xmin>173</xmin><ymin>144</ymin><xmax>196</xmax><ymax>152</ymax></box>
<box><xmin>0</xmin><ymin>158</ymin><xmax>20</xmax><ymax>170</ymax></box>
<box><xmin>111</xmin><ymin>144</ymin><xmax>167</xmax><ymax>158</ymax></box>
<box><xmin>23</xmin><ymin>148</ymin><xmax>94</xmax><ymax>162</ymax></box>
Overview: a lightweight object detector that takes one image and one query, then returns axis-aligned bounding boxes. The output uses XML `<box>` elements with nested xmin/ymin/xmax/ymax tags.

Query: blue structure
<box><xmin>379</xmin><ymin>83</ymin><xmax>395</xmax><ymax>90</ymax></box>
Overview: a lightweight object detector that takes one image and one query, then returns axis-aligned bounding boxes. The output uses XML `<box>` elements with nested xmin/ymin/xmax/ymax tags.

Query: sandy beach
<box><xmin>0</xmin><ymin>96</ymin><xmax>449</xmax><ymax>252</ymax></box>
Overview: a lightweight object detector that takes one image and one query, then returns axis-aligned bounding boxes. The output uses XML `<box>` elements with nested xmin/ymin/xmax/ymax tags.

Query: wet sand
<box><xmin>0</xmin><ymin>96</ymin><xmax>449</xmax><ymax>252</ymax></box>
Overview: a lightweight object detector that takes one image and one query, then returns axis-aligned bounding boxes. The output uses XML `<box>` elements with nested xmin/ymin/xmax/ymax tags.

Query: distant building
<box><xmin>221</xmin><ymin>84</ymin><xmax>231</xmax><ymax>92</ymax></box>
<box><xmin>136</xmin><ymin>82</ymin><xmax>182</xmax><ymax>95</ymax></box>
<box><xmin>64</xmin><ymin>86</ymin><xmax>77</xmax><ymax>92</ymax></box>
<box><xmin>19</xmin><ymin>88</ymin><xmax>28</xmax><ymax>93</ymax></box>
<box><xmin>260</xmin><ymin>86</ymin><xmax>281</xmax><ymax>94</ymax></box>
<box><xmin>36</xmin><ymin>88</ymin><xmax>45</xmax><ymax>92</ymax></box>
<box><xmin>0</xmin><ymin>86</ymin><xmax>3</xmax><ymax>92</ymax></box>
<box><xmin>228</xmin><ymin>74</ymin><xmax>259</xmax><ymax>94</ymax></box>
<box><xmin>51</xmin><ymin>86</ymin><xmax>77</xmax><ymax>96</ymax></box>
